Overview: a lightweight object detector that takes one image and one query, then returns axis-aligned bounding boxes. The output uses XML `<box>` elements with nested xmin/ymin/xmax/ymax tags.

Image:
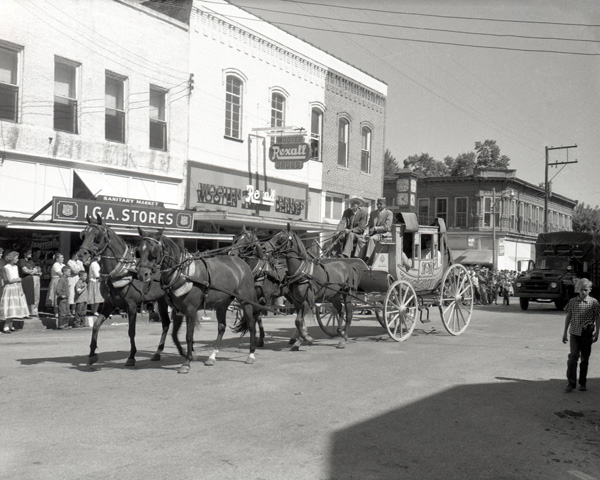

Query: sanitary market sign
<box><xmin>52</xmin><ymin>197</ymin><xmax>193</xmax><ymax>231</ymax></box>
<box><xmin>269</xmin><ymin>135</ymin><xmax>310</xmax><ymax>170</ymax></box>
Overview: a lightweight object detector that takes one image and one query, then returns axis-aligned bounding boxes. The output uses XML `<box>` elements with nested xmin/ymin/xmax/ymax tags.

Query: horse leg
<box><xmin>171</xmin><ymin>309</ymin><xmax>185</xmax><ymax>357</ymax></box>
<box><xmin>205</xmin><ymin>309</ymin><xmax>226</xmax><ymax>367</ymax></box>
<box><xmin>256</xmin><ymin>316</ymin><xmax>265</xmax><ymax>348</ymax></box>
<box><xmin>88</xmin><ymin>303</ymin><xmax>115</xmax><ymax>365</ymax></box>
<box><xmin>151</xmin><ymin>297</ymin><xmax>171</xmax><ymax>361</ymax></box>
<box><xmin>124</xmin><ymin>303</ymin><xmax>138</xmax><ymax>367</ymax></box>
<box><xmin>292</xmin><ymin>302</ymin><xmax>313</xmax><ymax>351</ymax></box>
<box><xmin>244</xmin><ymin>304</ymin><xmax>257</xmax><ymax>364</ymax></box>
<box><xmin>334</xmin><ymin>295</ymin><xmax>351</xmax><ymax>349</ymax></box>
<box><xmin>178</xmin><ymin>311</ymin><xmax>196</xmax><ymax>374</ymax></box>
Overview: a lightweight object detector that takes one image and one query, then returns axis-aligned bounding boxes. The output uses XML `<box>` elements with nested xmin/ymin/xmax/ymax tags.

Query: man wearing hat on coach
<box><xmin>336</xmin><ymin>196</ymin><xmax>368</xmax><ymax>258</ymax></box>
<box><xmin>363</xmin><ymin>197</ymin><xmax>394</xmax><ymax>264</ymax></box>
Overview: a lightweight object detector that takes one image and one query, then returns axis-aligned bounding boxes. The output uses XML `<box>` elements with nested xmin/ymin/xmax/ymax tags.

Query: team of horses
<box><xmin>77</xmin><ymin>214</ymin><xmax>364</xmax><ymax>373</ymax></box>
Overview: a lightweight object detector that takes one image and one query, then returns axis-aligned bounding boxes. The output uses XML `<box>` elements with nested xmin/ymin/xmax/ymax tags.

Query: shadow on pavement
<box><xmin>328</xmin><ymin>378</ymin><xmax>600</xmax><ymax>480</ymax></box>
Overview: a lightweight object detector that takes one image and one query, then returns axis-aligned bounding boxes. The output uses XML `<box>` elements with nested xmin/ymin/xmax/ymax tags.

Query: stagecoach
<box><xmin>315</xmin><ymin>212</ymin><xmax>474</xmax><ymax>341</ymax></box>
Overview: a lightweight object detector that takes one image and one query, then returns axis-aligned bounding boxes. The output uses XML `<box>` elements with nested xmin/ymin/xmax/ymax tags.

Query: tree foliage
<box><xmin>384</xmin><ymin>149</ymin><xmax>400</xmax><ymax>176</ymax></box>
<box><xmin>444</xmin><ymin>152</ymin><xmax>476</xmax><ymax>176</ymax></box>
<box><xmin>474</xmin><ymin>140</ymin><xmax>510</xmax><ymax>169</ymax></box>
<box><xmin>572</xmin><ymin>203</ymin><xmax>600</xmax><ymax>233</ymax></box>
<box><xmin>403</xmin><ymin>153</ymin><xmax>448</xmax><ymax>177</ymax></box>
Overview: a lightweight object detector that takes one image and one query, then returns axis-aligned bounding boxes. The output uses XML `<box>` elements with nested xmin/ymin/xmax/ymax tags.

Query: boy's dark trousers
<box><xmin>567</xmin><ymin>328</ymin><xmax>594</xmax><ymax>388</ymax></box>
<box><xmin>75</xmin><ymin>302</ymin><xmax>87</xmax><ymax>327</ymax></box>
<box><xmin>57</xmin><ymin>298</ymin><xmax>72</xmax><ymax>328</ymax></box>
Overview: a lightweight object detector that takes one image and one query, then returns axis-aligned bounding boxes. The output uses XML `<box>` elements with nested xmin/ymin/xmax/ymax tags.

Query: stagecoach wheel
<box><xmin>374</xmin><ymin>275</ymin><xmax>394</xmax><ymax>328</ymax></box>
<box><xmin>383</xmin><ymin>280</ymin><xmax>418</xmax><ymax>342</ymax></box>
<box><xmin>315</xmin><ymin>303</ymin><xmax>341</xmax><ymax>337</ymax></box>
<box><xmin>439</xmin><ymin>264</ymin><xmax>474</xmax><ymax>336</ymax></box>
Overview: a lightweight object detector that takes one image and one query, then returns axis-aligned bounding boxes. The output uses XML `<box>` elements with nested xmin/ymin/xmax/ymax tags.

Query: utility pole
<box><xmin>544</xmin><ymin>145</ymin><xmax>577</xmax><ymax>233</ymax></box>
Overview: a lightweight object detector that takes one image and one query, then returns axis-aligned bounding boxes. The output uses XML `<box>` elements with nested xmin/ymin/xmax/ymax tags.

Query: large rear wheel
<box><xmin>383</xmin><ymin>280</ymin><xmax>418</xmax><ymax>342</ymax></box>
<box><xmin>439</xmin><ymin>264</ymin><xmax>474</xmax><ymax>336</ymax></box>
<box><xmin>315</xmin><ymin>303</ymin><xmax>341</xmax><ymax>337</ymax></box>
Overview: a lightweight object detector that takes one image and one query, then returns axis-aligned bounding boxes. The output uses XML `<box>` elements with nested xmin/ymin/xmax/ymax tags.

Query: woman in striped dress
<box><xmin>0</xmin><ymin>251</ymin><xmax>30</xmax><ymax>333</ymax></box>
<box><xmin>45</xmin><ymin>253</ymin><xmax>65</xmax><ymax>316</ymax></box>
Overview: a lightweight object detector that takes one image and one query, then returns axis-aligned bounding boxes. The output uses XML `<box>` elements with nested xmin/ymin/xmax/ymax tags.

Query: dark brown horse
<box><xmin>77</xmin><ymin>215</ymin><xmax>175</xmax><ymax>367</ymax></box>
<box><xmin>269</xmin><ymin>225</ymin><xmax>363</xmax><ymax>349</ymax></box>
<box><xmin>136</xmin><ymin>229</ymin><xmax>259</xmax><ymax>373</ymax></box>
<box><xmin>229</xmin><ymin>227</ymin><xmax>290</xmax><ymax>346</ymax></box>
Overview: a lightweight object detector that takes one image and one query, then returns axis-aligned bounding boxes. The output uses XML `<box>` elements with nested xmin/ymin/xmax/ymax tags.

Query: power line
<box><xmin>246</xmin><ymin>19</ymin><xmax>600</xmax><ymax>57</ymax></box>
<box><xmin>239</xmin><ymin>4</ymin><xmax>600</xmax><ymax>44</ymax></box>
<box><xmin>272</xmin><ymin>0</ymin><xmax>600</xmax><ymax>28</ymax></box>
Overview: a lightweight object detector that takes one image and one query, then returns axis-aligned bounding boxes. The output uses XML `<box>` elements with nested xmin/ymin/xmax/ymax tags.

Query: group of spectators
<box><xmin>467</xmin><ymin>266</ymin><xmax>518</xmax><ymax>306</ymax></box>
<box><xmin>0</xmin><ymin>248</ymin><xmax>104</xmax><ymax>332</ymax></box>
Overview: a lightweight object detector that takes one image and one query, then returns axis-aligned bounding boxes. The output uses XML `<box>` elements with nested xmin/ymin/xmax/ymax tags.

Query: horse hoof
<box><xmin>125</xmin><ymin>359</ymin><xmax>136</xmax><ymax>367</ymax></box>
<box><xmin>178</xmin><ymin>365</ymin><xmax>190</xmax><ymax>374</ymax></box>
<box><xmin>305</xmin><ymin>336</ymin><xmax>314</xmax><ymax>345</ymax></box>
<box><xmin>88</xmin><ymin>355</ymin><xmax>98</xmax><ymax>365</ymax></box>
<box><xmin>245</xmin><ymin>357</ymin><xmax>255</xmax><ymax>365</ymax></box>
<box><xmin>336</xmin><ymin>342</ymin><xmax>346</xmax><ymax>349</ymax></box>
<box><xmin>288</xmin><ymin>338</ymin><xmax>296</xmax><ymax>345</ymax></box>
<box><xmin>205</xmin><ymin>358</ymin><xmax>215</xmax><ymax>366</ymax></box>
<box><xmin>257</xmin><ymin>341</ymin><xmax>264</xmax><ymax>348</ymax></box>
<box><xmin>150</xmin><ymin>353</ymin><xmax>161</xmax><ymax>361</ymax></box>
<box><xmin>290</xmin><ymin>345</ymin><xmax>300</xmax><ymax>352</ymax></box>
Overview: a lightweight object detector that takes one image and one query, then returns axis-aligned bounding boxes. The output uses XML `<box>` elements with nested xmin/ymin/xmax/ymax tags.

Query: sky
<box><xmin>227</xmin><ymin>0</ymin><xmax>600</xmax><ymax>207</ymax></box>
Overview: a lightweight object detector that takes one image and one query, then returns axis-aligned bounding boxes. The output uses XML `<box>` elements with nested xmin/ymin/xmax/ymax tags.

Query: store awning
<box><xmin>5</xmin><ymin>220</ymin><xmax>232</xmax><ymax>241</ymax></box>
<box><xmin>194</xmin><ymin>210</ymin><xmax>338</xmax><ymax>232</ymax></box>
<box><xmin>453</xmin><ymin>249</ymin><xmax>493</xmax><ymax>266</ymax></box>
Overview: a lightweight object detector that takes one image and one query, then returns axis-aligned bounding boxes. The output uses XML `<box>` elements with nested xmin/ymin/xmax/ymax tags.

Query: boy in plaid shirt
<box><xmin>562</xmin><ymin>278</ymin><xmax>600</xmax><ymax>392</ymax></box>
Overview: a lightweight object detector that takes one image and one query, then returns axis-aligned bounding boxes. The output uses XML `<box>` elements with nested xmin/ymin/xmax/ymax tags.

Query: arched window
<box><xmin>225</xmin><ymin>75</ymin><xmax>243</xmax><ymax>139</ymax></box>
<box><xmin>361</xmin><ymin>126</ymin><xmax>371</xmax><ymax>173</ymax></box>
<box><xmin>338</xmin><ymin>117</ymin><xmax>349</xmax><ymax>167</ymax></box>
<box><xmin>271</xmin><ymin>92</ymin><xmax>286</xmax><ymax>128</ymax></box>
<box><xmin>310</xmin><ymin>107</ymin><xmax>323</xmax><ymax>161</ymax></box>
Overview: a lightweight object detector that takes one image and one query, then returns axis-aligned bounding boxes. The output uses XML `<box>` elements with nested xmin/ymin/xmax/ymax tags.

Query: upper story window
<box><xmin>54</xmin><ymin>58</ymin><xmax>79</xmax><ymax>134</ymax></box>
<box><xmin>310</xmin><ymin>107</ymin><xmax>323</xmax><ymax>161</ymax></box>
<box><xmin>455</xmin><ymin>197</ymin><xmax>468</xmax><ymax>228</ymax></box>
<box><xmin>361</xmin><ymin>126</ymin><xmax>371</xmax><ymax>173</ymax></box>
<box><xmin>436</xmin><ymin>198</ymin><xmax>448</xmax><ymax>224</ymax></box>
<box><xmin>105</xmin><ymin>73</ymin><xmax>126</xmax><ymax>143</ymax></box>
<box><xmin>325</xmin><ymin>194</ymin><xmax>344</xmax><ymax>220</ymax></box>
<box><xmin>338</xmin><ymin>117</ymin><xmax>349</xmax><ymax>167</ymax></box>
<box><xmin>0</xmin><ymin>44</ymin><xmax>19</xmax><ymax>122</ymax></box>
<box><xmin>149</xmin><ymin>86</ymin><xmax>167</xmax><ymax>151</ymax></box>
<box><xmin>225</xmin><ymin>75</ymin><xmax>243</xmax><ymax>140</ymax></box>
<box><xmin>271</xmin><ymin>92</ymin><xmax>285</xmax><ymax>128</ymax></box>
<box><xmin>483</xmin><ymin>197</ymin><xmax>492</xmax><ymax>227</ymax></box>
<box><xmin>418</xmin><ymin>198</ymin><xmax>429</xmax><ymax>225</ymax></box>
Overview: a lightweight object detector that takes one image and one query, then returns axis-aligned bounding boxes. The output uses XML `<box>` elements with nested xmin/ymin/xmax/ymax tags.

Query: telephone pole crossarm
<box><xmin>544</xmin><ymin>144</ymin><xmax>577</xmax><ymax>233</ymax></box>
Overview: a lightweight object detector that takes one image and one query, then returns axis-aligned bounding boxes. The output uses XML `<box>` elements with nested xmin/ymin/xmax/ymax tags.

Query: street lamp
<box><xmin>492</xmin><ymin>188</ymin><xmax>515</xmax><ymax>271</ymax></box>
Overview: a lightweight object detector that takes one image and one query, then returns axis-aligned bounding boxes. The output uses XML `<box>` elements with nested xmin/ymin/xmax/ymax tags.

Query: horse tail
<box><xmin>232</xmin><ymin>308</ymin><xmax>250</xmax><ymax>336</ymax></box>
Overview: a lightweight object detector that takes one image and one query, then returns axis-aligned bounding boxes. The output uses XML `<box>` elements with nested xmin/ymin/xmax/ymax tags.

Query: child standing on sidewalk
<box><xmin>55</xmin><ymin>266</ymin><xmax>72</xmax><ymax>329</ymax></box>
<box><xmin>74</xmin><ymin>271</ymin><xmax>88</xmax><ymax>328</ymax></box>
<box><xmin>562</xmin><ymin>278</ymin><xmax>600</xmax><ymax>392</ymax></box>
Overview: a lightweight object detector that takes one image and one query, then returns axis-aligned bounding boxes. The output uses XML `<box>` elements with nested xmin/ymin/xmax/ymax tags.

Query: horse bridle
<box><xmin>80</xmin><ymin>224</ymin><xmax>112</xmax><ymax>257</ymax></box>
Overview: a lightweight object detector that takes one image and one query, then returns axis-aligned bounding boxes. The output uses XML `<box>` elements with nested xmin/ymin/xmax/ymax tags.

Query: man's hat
<box><xmin>348</xmin><ymin>196</ymin><xmax>366</xmax><ymax>206</ymax></box>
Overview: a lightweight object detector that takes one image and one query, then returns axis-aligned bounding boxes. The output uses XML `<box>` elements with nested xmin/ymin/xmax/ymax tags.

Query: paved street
<box><xmin>1</xmin><ymin>303</ymin><xmax>599</xmax><ymax>480</ymax></box>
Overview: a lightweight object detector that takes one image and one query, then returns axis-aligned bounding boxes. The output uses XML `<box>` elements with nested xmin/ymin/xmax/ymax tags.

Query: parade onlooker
<box><xmin>0</xmin><ymin>247</ymin><xmax>5</xmax><ymax>302</ymax></box>
<box><xmin>74</xmin><ymin>270</ymin><xmax>88</xmax><ymax>328</ymax></box>
<box><xmin>87</xmin><ymin>254</ymin><xmax>104</xmax><ymax>315</ymax></box>
<box><xmin>55</xmin><ymin>265</ymin><xmax>72</xmax><ymax>329</ymax></box>
<box><xmin>0</xmin><ymin>251</ymin><xmax>30</xmax><ymax>333</ymax></box>
<box><xmin>562</xmin><ymin>278</ymin><xmax>600</xmax><ymax>392</ymax></box>
<box><xmin>46</xmin><ymin>253</ymin><xmax>65</xmax><ymax>316</ymax></box>
<box><xmin>67</xmin><ymin>252</ymin><xmax>84</xmax><ymax>315</ymax></box>
<box><xmin>18</xmin><ymin>248</ymin><xmax>42</xmax><ymax>316</ymax></box>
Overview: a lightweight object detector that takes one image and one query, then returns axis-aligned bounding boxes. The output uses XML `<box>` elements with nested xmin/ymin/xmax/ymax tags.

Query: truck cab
<box><xmin>513</xmin><ymin>232</ymin><xmax>598</xmax><ymax>311</ymax></box>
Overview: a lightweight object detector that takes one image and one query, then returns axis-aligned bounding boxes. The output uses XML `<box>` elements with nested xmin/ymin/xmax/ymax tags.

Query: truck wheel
<box><xmin>554</xmin><ymin>299</ymin><xmax>567</xmax><ymax>311</ymax></box>
<box><xmin>519</xmin><ymin>297</ymin><xmax>529</xmax><ymax>310</ymax></box>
